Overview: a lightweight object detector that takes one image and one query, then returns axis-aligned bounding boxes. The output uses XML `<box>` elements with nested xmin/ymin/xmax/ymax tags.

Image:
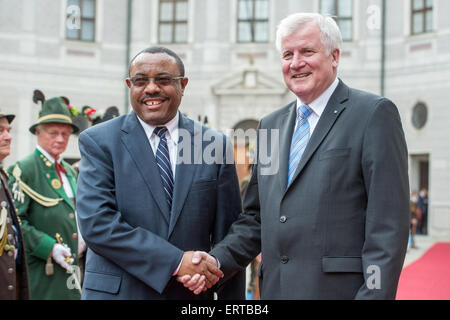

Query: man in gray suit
<box><xmin>181</xmin><ymin>13</ymin><xmax>410</xmax><ymax>299</ymax></box>
<box><xmin>76</xmin><ymin>47</ymin><xmax>244</xmax><ymax>299</ymax></box>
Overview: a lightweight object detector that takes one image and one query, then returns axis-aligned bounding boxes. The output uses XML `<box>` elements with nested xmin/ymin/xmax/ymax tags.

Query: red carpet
<box><xmin>396</xmin><ymin>242</ymin><xmax>450</xmax><ymax>300</ymax></box>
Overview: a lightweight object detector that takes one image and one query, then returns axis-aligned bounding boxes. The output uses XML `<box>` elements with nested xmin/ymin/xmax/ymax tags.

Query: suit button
<box><xmin>7</xmin><ymin>268</ymin><xmax>14</xmax><ymax>274</ymax></box>
<box><xmin>7</xmin><ymin>285</ymin><xmax>14</xmax><ymax>291</ymax></box>
<box><xmin>69</xmin><ymin>213</ymin><xmax>75</xmax><ymax>219</ymax></box>
<box><xmin>281</xmin><ymin>256</ymin><xmax>289</xmax><ymax>264</ymax></box>
<box><xmin>72</xmin><ymin>233</ymin><xmax>78</xmax><ymax>239</ymax></box>
<box><xmin>280</xmin><ymin>216</ymin><xmax>287</xmax><ymax>223</ymax></box>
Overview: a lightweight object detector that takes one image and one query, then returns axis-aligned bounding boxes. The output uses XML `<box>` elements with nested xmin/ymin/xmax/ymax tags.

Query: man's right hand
<box><xmin>176</xmin><ymin>251</ymin><xmax>223</xmax><ymax>294</ymax></box>
<box><xmin>51</xmin><ymin>243</ymin><xmax>73</xmax><ymax>272</ymax></box>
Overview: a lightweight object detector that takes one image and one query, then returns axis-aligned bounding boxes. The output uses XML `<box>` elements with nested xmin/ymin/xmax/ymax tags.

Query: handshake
<box><xmin>176</xmin><ymin>251</ymin><xmax>223</xmax><ymax>295</ymax></box>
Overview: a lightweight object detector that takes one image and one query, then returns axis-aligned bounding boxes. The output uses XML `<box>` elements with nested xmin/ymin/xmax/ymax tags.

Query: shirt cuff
<box><xmin>214</xmin><ymin>256</ymin><xmax>221</xmax><ymax>269</ymax></box>
<box><xmin>172</xmin><ymin>256</ymin><xmax>183</xmax><ymax>276</ymax></box>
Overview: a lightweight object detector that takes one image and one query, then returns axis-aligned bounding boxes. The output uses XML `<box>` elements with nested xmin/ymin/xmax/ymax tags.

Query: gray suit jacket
<box><xmin>76</xmin><ymin>111</ymin><xmax>245</xmax><ymax>300</ymax></box>
<box><xmin>211</xmin><ymin>80</ymin><xmax>410</xmax><ymax>299</ymax></box>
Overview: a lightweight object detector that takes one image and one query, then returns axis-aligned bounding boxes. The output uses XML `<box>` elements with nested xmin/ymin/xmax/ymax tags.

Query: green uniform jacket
<box><xmin>7</xmin><ymin>149</ymin><xmax>80</xmax><ymax>300</ymax></box>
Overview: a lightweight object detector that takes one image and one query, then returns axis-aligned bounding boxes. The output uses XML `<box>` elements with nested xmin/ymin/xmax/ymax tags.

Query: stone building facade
<box><xmin>0</xmin><ymin>0</ymin><xmax>449</xmax><ymax>236</ymax></box>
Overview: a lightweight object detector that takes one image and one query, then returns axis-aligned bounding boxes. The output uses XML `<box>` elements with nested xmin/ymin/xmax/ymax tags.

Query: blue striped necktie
<box><xmin>287</xmin><ymin>104</ymin><xmax>312</xmax><ymax>186</ymax></box>
<box><xmin>154</xmin><ymin>126</ymin><xmax>174</xmax><ymax>210</ymax></box>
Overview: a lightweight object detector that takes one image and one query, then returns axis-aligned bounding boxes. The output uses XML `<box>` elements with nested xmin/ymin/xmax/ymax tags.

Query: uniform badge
<box><xmin>51</xmin><ymin>179</ymin><xmax>62</xmax><ymax>189</ymax></box>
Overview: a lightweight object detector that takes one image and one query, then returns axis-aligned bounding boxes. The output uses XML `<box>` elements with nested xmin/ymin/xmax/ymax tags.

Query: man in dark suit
<box><xmin>76</xmin><ymin>46</ymin><xmax>244</xmax><ymax>299</ymax></box>
<box><xmin>182</xmin><ymin>12</ymin><xmax>410</xmax><ymax>299</ymax></box>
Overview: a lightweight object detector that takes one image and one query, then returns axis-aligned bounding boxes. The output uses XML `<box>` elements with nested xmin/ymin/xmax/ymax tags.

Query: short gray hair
<box><xmin>275</xmin><ymin>12</ymin><xmax>343</xmax><ymax>56</ymax></box>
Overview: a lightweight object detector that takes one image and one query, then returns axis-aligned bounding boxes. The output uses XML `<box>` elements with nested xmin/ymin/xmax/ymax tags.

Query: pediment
<box><xmin>212</xmin><ymin>67</ymin><xmax>287</xmax><ymax>96</ymax></box>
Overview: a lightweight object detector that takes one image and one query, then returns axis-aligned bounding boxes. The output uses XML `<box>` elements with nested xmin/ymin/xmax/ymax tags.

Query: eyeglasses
<box><xmin>127</xmin><ymin>75</ymin><xmax>184</xmax><ymax>88</ymax></box>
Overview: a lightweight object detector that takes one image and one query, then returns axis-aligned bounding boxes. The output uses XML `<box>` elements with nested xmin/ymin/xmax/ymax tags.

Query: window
<box><xmin>320</xmin><ymin>0</ymin><xmax>353</xmax><ymax>41</ymax></box>
<box><xmin>412</xmin><ymin>102</ymin><xmax>428</xmax><ymax>129</ymax></box>
<box><xmin>159</xmin><ymin>0</ymin><xmax>188</xmax><ymax>44</ymax></box>
<box><xmin>411</xmin><ymin>0</ymin><xmax>433</xmax><ymax>35</ymax></box>
<box><xmin>66</xmin><ymin>0</ymin><xmax>96</xmax><ymax>42</ymax></box>
<box><xmin>237</xmin><ymin>0</ymin><xmax>269</xmax><ymax>43</ymax></box>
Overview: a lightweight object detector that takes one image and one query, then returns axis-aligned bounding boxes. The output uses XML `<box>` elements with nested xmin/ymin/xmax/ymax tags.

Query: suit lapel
<box><xmin>286</xmin><ymin>80</ymin><xmax>349</xmax><ymax>192</ymax></box>
<box><xmin>277</xmin><ymin>102</ymin><xmax>298</xmax><ymax>194</ymax></box>
<box><xmin>168</xmin><ymin>114</ymin><xmax>200</xmax><ymax>237</ymax></box>
<box><xmin>120</xmin><ymin>112</ymin><xmax>171</xmax><ymax>224</ymax></box>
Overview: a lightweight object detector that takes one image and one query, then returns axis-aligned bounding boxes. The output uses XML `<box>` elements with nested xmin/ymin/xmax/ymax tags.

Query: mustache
<box><xmin>140</xmin><ymin>94</ymin><xmax>169</xmax><ymax>102</ymax></box>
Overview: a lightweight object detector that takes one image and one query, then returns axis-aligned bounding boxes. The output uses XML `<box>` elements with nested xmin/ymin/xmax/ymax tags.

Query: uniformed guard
<box><xmin>7</xmin><ymin>94</ymin><xmax>85</xmax><ymax>300</ymax></box>
<box><xmin>0</xmin><ymin>109</ymin><xmax>29</xmax><ymax>300</ymax></box>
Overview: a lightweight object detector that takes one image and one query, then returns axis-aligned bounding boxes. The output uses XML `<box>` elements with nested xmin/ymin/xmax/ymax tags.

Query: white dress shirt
<box><xmin>136</xmin><ymin>112</ymin><xmax>179</xmax><ymax>180</ymax></box>
<box><xmin>295</xmin><ymin>77</ymin><xmax>339</xmax><ymax>135</ymax></box>
<box><xmin>37</xmin><ymin>145</ymin><xmax>74</xmax><ymax>199</ymax></box>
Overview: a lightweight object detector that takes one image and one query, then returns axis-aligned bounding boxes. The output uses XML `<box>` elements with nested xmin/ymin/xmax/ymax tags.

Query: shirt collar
<box><xmin>137</xmin><ymin>111</ymin><xmax>179</xmax><ymax>145</ymax></box>
<box><xmin>37</xmin><ymin>145</ymin><xmax>60</xmax><ymax>164</ymax></box>
<box><xmin>296</xmin><ymin>77</ymin><xmax>339</xmax><ymax>118</ymax></box>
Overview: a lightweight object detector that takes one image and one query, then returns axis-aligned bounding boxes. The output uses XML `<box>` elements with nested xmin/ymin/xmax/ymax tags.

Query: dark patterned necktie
<box><xmin>154</xmin><ymin>127</ymin><xmax>174</xmax><ymax>210</ymax></box>
<box><xmin>54</xmin><ymin>159</ymin><xmax>66</xmax><ymax>185</ymax></box>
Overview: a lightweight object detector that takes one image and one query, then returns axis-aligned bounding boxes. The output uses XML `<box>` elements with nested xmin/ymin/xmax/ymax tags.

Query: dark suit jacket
<box><xmin>76</xmin><ymin>111</ymin><xmax>245</xmax><ymax>300</ymax></box>
<box><xmin>211</xmin><ymin>80</ymin><xmax>410</xmax><ymax>299</ymax></box>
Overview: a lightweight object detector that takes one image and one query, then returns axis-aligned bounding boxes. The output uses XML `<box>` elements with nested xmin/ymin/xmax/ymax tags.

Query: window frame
<box><xmin>158</xmin><ymin>0</ymin><xmax>189</xmax><ymax>44</ymax></box>
<box><xmin>319</xmin><ymin>0</ymin><xmax>353</xmax><ymax>42</ymax></box>
<box><xmin>410</xmin><ymin>0</ymin><xmax>433</xmax><ymax>35</ymax></box>
<box><xmin>236</xmin><ymin>0</ymin><xmax>270</xmax><ymax>44</ymax></box>
<box><xmin>65</xmin><ymin>0</ymin><xmax>96</xmax><ymax>42</ymax></box>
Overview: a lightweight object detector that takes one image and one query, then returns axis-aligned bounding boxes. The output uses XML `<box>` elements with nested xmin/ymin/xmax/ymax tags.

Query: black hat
<box><xmin>0</xmin><ymin>110</ymin><xmax>15</xmax><ymax>123</ymax></box>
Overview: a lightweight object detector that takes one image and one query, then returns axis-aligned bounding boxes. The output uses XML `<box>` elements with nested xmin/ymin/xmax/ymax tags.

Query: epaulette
<box><xmin>11</xmin><ymin>164</ymin><xmax>62</xmax><ymax>207</ymax></box>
